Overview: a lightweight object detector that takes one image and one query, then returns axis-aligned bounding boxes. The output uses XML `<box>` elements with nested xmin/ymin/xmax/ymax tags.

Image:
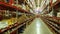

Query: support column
<box><xmin>9</xmin><ymin>0</ymin><xmax>14</xmax><ymax>5</ymax></box>
<box><xmin>53</xmin><ymin>8</ymin><xmax>57</xmax><ymax>17</ymax></box>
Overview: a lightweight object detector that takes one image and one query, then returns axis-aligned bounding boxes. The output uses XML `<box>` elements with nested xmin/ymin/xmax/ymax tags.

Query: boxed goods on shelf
<box><xmin>3</xmin><ymin>30</ymin><xmax>10</xmax><ymax>34</ymax></box>
<box><xmin>0</xmin><ymin>15</ymin><xmax>3</xmax><ymax>21</ymax></box>
<box><xmin>0</xmin><ymin>0</ymin><xmax>5</xmax><ymax>2</ymax></box>
<box><xmin>0</xmin><ymin>20</ymin><xmax>8</xmax><ymax>29</ymax></box>
<box><xmin>0</xmin><ymin>0</ymin><xmax>9</xmax><ymax>3</ymax></box>
<box><xmin>0</xmin><ymin>18</ymin><xmax>17</xmax><ymax>29</ymax></box>
<box><xmin>7</xmin><ymin>18</ymin><xmax>16</xmax><ymax>25</ymax></box>
<box><xmin>41</xmin><ymin>16</ymin><xmax>60</xmax><ymax>34</ymax></box>
<box><xmin>13</xmin><ymin>4</ymin><xmax>22</xmax><ymax>8</ymax></box>
<box><xmin>5</xmin><ymin>0</ymin><xmax>10</xmax><ymax>3</ymax></box>
<box><xmin>18</xmin><ymin>14</ymin><xmax>29</xmax><ymax>23</ymax></box>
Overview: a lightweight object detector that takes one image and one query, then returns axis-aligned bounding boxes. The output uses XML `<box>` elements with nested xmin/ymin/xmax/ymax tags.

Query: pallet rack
<box><xmin>0</xmin><ymin>0</ymin><xmax>35</xmax><ymax>34</ymax></box>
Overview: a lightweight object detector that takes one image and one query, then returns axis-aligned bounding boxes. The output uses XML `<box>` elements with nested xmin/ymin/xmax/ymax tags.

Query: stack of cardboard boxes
<box><xmin>0</xmin><ymin>0</ymin><xmax>5</xmax><ymax>2</ymax></box>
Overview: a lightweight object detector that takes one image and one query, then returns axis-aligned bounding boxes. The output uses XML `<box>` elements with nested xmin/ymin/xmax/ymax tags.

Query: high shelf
<box><xmin>0</xmin><ymin>0</ymin><xmax>35</xmax><ymax>34</ymax></box>
<box><xmin>0</xmin><ymin>1</ymin><xmax>29</xmax><ymax>13</ymax></box>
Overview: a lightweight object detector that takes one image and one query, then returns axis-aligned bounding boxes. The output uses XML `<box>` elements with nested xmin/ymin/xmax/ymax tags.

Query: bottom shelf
<box><xmin>0</xmin><ymin>17</ymin><xmax>35</xmax><ymax>34</ymax></box>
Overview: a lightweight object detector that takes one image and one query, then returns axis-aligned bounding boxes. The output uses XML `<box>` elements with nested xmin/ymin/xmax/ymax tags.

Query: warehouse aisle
<box><xmin>23</xmin><ymin>18</ymin><xmax>53</xmax><ymax>34</ymax></box>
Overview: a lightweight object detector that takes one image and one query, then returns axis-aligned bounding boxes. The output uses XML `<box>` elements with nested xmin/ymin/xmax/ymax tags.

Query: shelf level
<box><xmin>49</xmin><ymin>0</ymin><xmax>60</xmax><ymax>9</ymax></box>
<box><xmin>0</xmin><ymin>1</ymin><xmax>29</xmax><ymax>13</ymax></box>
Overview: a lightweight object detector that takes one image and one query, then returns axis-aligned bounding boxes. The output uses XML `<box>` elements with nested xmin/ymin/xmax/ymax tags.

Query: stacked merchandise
<box><xmin>41</xmin><ymin>16</ymin><xmax>60</xmax><ymax>34</ymax></box>
<box><xmin>18</xmin><ymin>14</ymin><xmax>29</xmax><ymax>24</ymax></box>
<box><xmin>0</xmin><ymin>0</ymin><xmax>9</xmax><ymax>3</ymax></box>
<box><xmin>0</xmin><ymin>10</ymin><xmax>35</xmax><ymax>34</ymax></box>
<box><xmin>0</xmin><ymin>0</ymin><xmax>5</xmax><ymax>2</ymax></box>
<box><xmin>0</xmin><ymin>0</ymin><xmax>34</xmax><ymax>34</ymax></box>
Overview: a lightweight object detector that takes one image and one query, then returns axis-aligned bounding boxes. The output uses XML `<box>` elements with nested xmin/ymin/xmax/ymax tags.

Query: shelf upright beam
<box><xmin>50</xmin><ymin>0</ymin><xmax>53</xmax><ymax>7</ymax></box>
<box><xmin>9</xmin><ymin>0</ymin><xmax>14</xmax><ymax>5</ymax></box>
<box><xmin>16</xmin><ymin>0</ymin><xmax>18</xmax><ymax>22</ymax></box>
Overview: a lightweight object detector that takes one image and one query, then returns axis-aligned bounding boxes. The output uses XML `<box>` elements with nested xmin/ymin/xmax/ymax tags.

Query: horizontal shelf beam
<box><xmin>0</xmin><ymin>1</ymin><xmax>30</xmax><ymax>13</ymax></box>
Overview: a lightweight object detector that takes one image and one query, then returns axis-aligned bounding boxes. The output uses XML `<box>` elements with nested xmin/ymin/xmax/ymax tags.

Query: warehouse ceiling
<box><xmin>28</xmin><ymin>0</ymin><xmax>43</xmax><ymax>8</ymax></box>
<box><xmin>28</xmin><ymin>0</ymin><xmax>44</xmax><ymax>14</ymax></box>
<box><xmin>18</xmin><ymin>0</ymin><xmax>43</xmax><ymax>8</ymax></box>
<box><xmin>18</xmin><ymin>0</ymin><xmax>44</xmax><ymax>13</ymax></box>
<box><xmin>35</xmin><ymin>0</ymin><xmax>42</xmax><ymax>7</ymax></box>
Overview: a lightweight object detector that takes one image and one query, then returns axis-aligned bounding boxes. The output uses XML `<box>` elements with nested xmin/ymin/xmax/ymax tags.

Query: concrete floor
<box><xmin>23</xmin><ymin>18</ymin><xmax>53</xmax><ymax>34</ymax></box>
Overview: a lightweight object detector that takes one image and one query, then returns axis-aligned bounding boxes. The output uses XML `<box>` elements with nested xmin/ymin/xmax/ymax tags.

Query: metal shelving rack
<box><xmin>0</xmin><ymin>0</ymin><xmax>35</xmax><ymax>34</ymax></box>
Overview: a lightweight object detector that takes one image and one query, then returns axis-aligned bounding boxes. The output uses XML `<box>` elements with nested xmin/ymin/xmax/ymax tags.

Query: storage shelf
<box><xmin>0</xmin><ymin>17</ymin><xmax>35</xmax><ymax>34</ymax></box>
<box><xmin>0</xmin><ymin>1</ymin><xmax>29</xmax><ymax>13</ymax></box>
<box><xmin>41</xmin><ymin>16</ymin><xmax>60</xmax><ymax>34</ymax></box>
<box><xmin>49</xmin><ymin>0</ymin><xmax>60</xmax><ymax>10</ymax></box>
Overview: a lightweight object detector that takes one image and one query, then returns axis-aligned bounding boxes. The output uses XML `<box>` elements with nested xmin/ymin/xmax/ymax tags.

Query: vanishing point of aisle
<box><xmin>23</xmin><ymin>18</ymin><xmax>54</xmax><ymax>34</ymax></box>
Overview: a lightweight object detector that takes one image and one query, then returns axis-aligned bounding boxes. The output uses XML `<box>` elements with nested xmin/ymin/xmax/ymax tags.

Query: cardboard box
<box><xmin>0</xmin><ymin>0</ymin><xmax>5</xmax><ymax>2</ymax></box>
